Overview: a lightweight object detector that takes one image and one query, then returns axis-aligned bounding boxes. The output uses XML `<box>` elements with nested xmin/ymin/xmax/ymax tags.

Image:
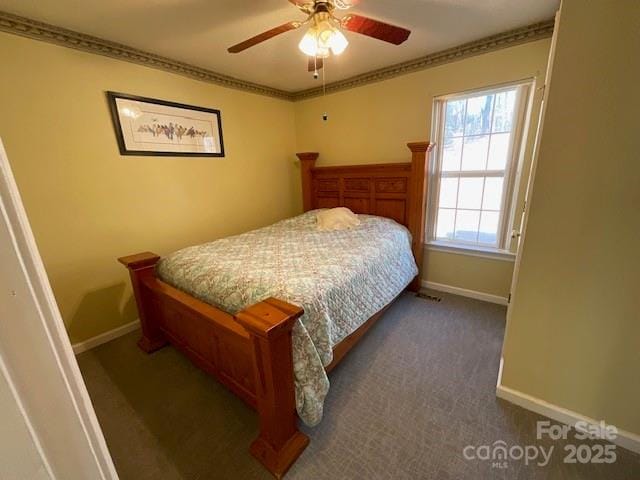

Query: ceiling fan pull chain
<box><xmin>322</xmin><ymin>58</ymin><xmax>328</xmax><ymax>122</ymax></box>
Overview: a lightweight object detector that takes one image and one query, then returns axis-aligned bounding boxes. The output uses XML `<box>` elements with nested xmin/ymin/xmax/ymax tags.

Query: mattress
<box><xmin>156</xmin><ymin>210</ymin><xmax>418</xmax><ymax>426</ymax></box>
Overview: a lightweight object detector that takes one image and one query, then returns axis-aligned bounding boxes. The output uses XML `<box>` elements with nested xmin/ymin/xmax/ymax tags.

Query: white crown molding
<box><xmin>292</xmin><ymin>19</ymin><xmax>554</xmax><ymax>100</ymax></box>
<box><xmin>0</xmin><ymin>10</ymin><xmax>553</xmax><ymax>102</ymax></box>
<box><xmin>0</xmin><ymin>11</ymin><xmax>292</xmax><ymax>100</ymax></box>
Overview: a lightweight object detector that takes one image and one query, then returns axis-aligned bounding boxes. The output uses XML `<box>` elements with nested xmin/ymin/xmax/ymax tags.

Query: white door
<box><xmin>497</xmin><ymin>9</ymin><xmax>561</xmax><ymax>387</ymax></box>
<box><xmin>507</xmin><ymin>8</ymin><xmax>561</xmax><ymax>306</ymax></box>
<box><xmin>0</xmin><ymin>139</ymin><xmax>118</xmax><ymax>479</ymax></box>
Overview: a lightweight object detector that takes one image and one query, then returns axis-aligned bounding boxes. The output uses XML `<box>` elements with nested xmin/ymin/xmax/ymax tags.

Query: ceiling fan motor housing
<box><xmin>313</xmin><ymin>2</ymin><xmax>333</xmax><ymax>15</ymax></box>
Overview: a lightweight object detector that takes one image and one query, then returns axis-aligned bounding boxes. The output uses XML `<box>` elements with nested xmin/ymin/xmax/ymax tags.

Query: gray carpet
<box><xmin>77</xmin><ymin>292</ymin><xmax>640</xmax><ymax>479</ymax></box>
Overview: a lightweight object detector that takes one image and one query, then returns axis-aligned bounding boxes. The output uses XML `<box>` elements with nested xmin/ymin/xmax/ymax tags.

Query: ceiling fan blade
<box><xmin>308</xmin><ymin>56</ymin><xmax>324</xmax><ymax>72</ymax></box>
<box><xmin>341</xmin><ymin>14</ymin><xmax>411</xmax><ymax>45</ymax></box>
<box><xmin>228</xmin><ymin>21</ymin><xmax>301</xmax><ymax>53</ymax></box>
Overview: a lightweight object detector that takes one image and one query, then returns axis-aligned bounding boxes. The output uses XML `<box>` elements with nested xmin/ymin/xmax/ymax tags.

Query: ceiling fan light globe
<box><xmin>329</xmin><ymin>29</ymin><xmax>349</xmax><ymax>55</ymax></box>
<box><xmin>298</xmin><ymin>28</ymin><xmax>319</xmax><ymax>56</ymax></box>
<box><xmin>317</xmin><ymin>27</ymin><xmax>334</xmax><ymax>50</ymax></box>
<box><xmin>316</xmin><ymin>46</ymin><xmax>330</xmax><ymax>58</ymax></box>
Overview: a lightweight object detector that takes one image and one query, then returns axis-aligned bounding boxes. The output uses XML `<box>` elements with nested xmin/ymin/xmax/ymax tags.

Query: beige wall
<box><xmin>294</xmin><ymin>39</ymin><xmax>551</xmax><ymax>298</ymax></box>
<box><xmin>0</xmin><ymin>30</ymin><xmax>552</xmax><ymax>344</ymax></box>
<box><xmin>501</xmin><ymin>0</ymin><xmax>640</xmax><ymax>435</ymax></box>
<box><xmin>424</xmin><ymin>249</ymin><xmax>515</xmax><ymax>297</ymax></box>
<box><xmin>0</xmin><ymin>32</ymin><xmax>298</xmax><ymax>343</ymax></box>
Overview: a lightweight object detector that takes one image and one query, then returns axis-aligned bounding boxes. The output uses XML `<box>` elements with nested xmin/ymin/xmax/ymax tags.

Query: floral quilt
<box><xmin>156</xmin><ymin>210</ymin><xmax>417</xmax><ymax>426</ymax></box>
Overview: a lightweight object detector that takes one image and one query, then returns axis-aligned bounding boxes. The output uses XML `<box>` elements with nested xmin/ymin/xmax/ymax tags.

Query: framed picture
<box><xmin>106</xmin><ymin>92</ymin><xmax>225</xmax><ymax>157</ymax></box>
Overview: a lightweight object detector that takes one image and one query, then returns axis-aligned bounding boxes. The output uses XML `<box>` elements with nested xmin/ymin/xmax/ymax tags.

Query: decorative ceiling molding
<box><xmin>0</xmin><ymin>10</ymin><xmax>553</xmax><ymax>102</ymax></box>
<box><xmin>291</xmin><ymin>19</ymin><xmax>554</xmax><ymax>100</ymax></box>
<box><xmin>0</xmin><ymin>11</ymin><xmax>291</xmax><ymax>100</ymax></box>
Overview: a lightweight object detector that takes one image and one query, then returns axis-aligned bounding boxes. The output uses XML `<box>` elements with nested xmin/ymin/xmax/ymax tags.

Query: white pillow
<box><xmin>316</xmin><ymin>207</ymin><xmax>361</xmax><ymax>231</ymax></box>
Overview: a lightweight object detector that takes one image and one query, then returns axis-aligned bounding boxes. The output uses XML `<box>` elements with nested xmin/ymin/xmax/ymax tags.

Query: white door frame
<box><xmin>0</xmin><ymin>139</ymin><xmax>118</xmax><ymax>479</ymax></box>
<box><xmin>497</xmin><ymin>8</ymin><xmax>561</xmax><ymax>388</ymax></box>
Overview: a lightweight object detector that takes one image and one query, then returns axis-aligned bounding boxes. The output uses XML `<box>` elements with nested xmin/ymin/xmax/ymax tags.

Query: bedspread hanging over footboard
<box><xmin>156</xmin><ymin>211</ymin><xmax>418</xmax><ymax>425</ymax></box>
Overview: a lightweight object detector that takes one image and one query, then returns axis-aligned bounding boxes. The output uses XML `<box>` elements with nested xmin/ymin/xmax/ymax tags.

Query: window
<box><xmin>428</xmin><ymin>82</ymin><xmax>532</xmax><ymax>251</ymax></box>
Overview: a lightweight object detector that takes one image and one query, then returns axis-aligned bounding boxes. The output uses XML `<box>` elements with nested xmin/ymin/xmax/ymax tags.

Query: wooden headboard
<box><xmin>297</xmin><ymin>141</ymin><xmax>433</xmax><ymax>291</ymax></box>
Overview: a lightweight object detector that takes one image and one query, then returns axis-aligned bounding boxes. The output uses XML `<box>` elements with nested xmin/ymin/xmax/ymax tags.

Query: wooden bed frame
<box><xmin>118</xmin><ymin>141</ymin><xmax>432</xmax><ymax>478</ymax></box>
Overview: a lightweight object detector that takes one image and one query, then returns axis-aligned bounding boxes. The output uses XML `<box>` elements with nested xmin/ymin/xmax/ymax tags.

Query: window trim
<box><xmin>426</xmin><ymin>240</ymin><xmax>516</xmax><ymax>262</ymax></box>
<box><xmin>426</xmin><ymin>79</ymin><xmax>534</xmax><ymax>252</ymax></box>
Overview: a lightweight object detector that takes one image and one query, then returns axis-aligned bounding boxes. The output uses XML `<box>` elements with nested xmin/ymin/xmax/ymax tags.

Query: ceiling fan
<box><xmin>227</xmin><ymin>0</ymin><xmax>411</xmax><ymax>73</ymax></box>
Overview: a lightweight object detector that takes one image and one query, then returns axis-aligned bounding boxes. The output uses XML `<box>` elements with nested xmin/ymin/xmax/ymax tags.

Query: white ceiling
<box><xmin>0</xmin><ymin>0</ymin><xmax>559</xmax><ymax>92</ymax></box>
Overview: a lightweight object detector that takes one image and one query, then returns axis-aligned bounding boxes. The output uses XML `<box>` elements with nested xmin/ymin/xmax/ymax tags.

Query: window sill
<box><xmin>425</xmin><ymin>241</ymin><xmax>516</xmax><ymax>262</ymax></box>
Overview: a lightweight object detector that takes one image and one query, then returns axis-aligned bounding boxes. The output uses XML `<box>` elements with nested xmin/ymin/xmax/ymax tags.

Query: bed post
<box><xmin>297</xmin><ymin>152</ymin><xmax>318</xmax><ymax>212</ymax></box>
<box><xmin>407</xmin><ymin>142</ymin><xmax>433</xmax><ymax>292</ymax></box>
<box><xmin>235</xmin><ymin>298</ymin><xmax>309</xmax><ymax>479</ymax></box>
<box><xmin>118</xmin><ymin>252</ymin><xmax>168</xmax><ymax>353</ymax></box>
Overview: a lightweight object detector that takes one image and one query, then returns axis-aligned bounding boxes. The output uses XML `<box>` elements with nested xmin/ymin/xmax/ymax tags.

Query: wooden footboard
<box><xmin>119</xmin><ymin>253</ymin><xmax>308</xmax><ymax>478</ymax></box>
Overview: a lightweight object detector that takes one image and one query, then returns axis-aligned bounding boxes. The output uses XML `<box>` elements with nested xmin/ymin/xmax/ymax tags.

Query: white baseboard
<box><xmin>421</xmin><ymin>280</ymin><xmax>509</xmax><ymax>305</ymax></box>
<box><xmin>496</xmin><ymin>384</ymin><xmax>640</xmax><ymax>454</ymax></box>
<box><xmin>72</xmin><ymin>319</ymin><xmax>140</xmax><ymax>355</ymax></box>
